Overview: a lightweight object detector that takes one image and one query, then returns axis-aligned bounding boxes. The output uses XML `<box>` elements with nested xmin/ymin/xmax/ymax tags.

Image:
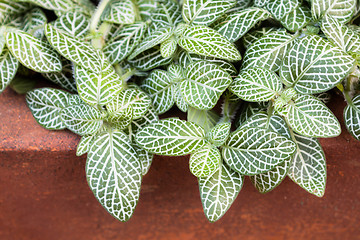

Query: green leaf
<box><xmin>240</xmin><ymin>112</ymin><xmax>292</xmax><ymax>193</ymax></box>
<box><xmin>86</xmin><ymin>129</ymin><xmax>142</xmax><ymax>222</ymax></box>
<box><xmin>150</xmin><ymin>0</ymin><xmax>182</xmax><ymax>29</ymax></box>
<box><xmin>160</xmin><ymin>36</ymin><xmax>177</xmax><ymax>58</ymax></box>
<box><xmin>22</xmin><ymin>8</ymin><xmax>47</xmax><ymax>38</ymax></box>
<box><xmin>242</xmin><ymin>27</ymin><xmax>282</xmax><ymax>48</ymax></box>
<box><xmin>288</xmin><ymin>133</ymin><xmax>326</xmax><ymax>197</ymax></box>
<box><xmin>61</xmin><ymin>103</ymin><xmax>104</xmax><ymax>136</ymax></box>
<box><xmin>107</xmin><ymin>88</ymin><xmax>151</xmax><ymax>120</ymax></box>
<box><xmin>321</xmin><ymin>14</ymin><xmax>360</xmax><ymax>55</ymax></box>
<box><xmin>0</xmin><ymin>1</ymin><xmax>30</xmax><ymax>23</ymax></box>
<box><xmin>76</xmin><ymin>134</ymin><xmax>96</xmax><ymax>156</ymax></box>
<box><xmin>128</xmin><ymin>45</ymin><xmax>172</xmax><ymax>71</ymax></box>
<box><xmin>177</xmin><ymin>24</ymin><xmax>241</xmax><ymax>61</ymax></box>
<box><xmin>280</xmin><ymin>94</ymin><xmax>341</xmax><ymax>138</ymax></box>
<box><xmin>133</xmin><ymin>145</ymin><xmax>153</xmax><ymax>176</ymax></box>
<box><xmin>26</xmin><ymin>88</ymin><xmax>71</xmax><ymax>130</ymax></box>
<box><xmin>9</xmin><ymin>76</ymin><xmax>36</xmax><ymax>94</ymax></box>
<box><xmin>42</xmin><ymin>58</ymin><xmax>77</xmax><ymax>93</ymax></box>
<box><xmin>53</xmin><ymin>11</ymin><xmax>90</xmax><ymax>38</ymax></box>
<box><xmin>311</xmin><ymin>0</ymin><xmax>356</xmax><ymax>24</ymax></box>
<box><xmin>237</xmin><ymin>102</ymin><xmax>267</xmax><ymax>125</ymax></box>
<box><xmin>125</xmin><ymin>105</ymin><xmax>159</xmax><ymax>140</ymax></box>
<box><xmin>104</xmin><ymin>22</ymin><xmax>147</xmax><ymax>64</ymax></box>
<box><xmin>280</xmin><ymin>35</ymin><xmax>355</xmax><ymax>95</ymax></box>
<box><xmin>14</xmin><ymin>0</ymin><xmax>75</xmax><ymax>12</ymax></box>
<box><xmin>179</xmin><ymin>61</ymin><xmax>232</xmax><ymax>110</ymax></box>
<box><xmin>182</xmin><ymin>0</ymin><xmax>236</xmax><ymax>26</ymax></box>
<box><xmin>141</xmin><ymin>69</ymin><xmax>175</xmax><ymax>114</ymax></box>
<box><xmin>135</xmin><ymin>118</ymin><xmax>207</xmax><ymax>156</ymax></box>
<box><xmin>0</xmin><ymin>47</ymin><xmax>18</xmax><ymax>93</ymax></box>
<box><xmin>242</xmin><ymin>31</ymin><xmax>295</xmax><ymax>72</ymax></box>
<box><xmin>199</xmin><ymin>162</ymin><xmax>243</xmax><ymax>222</ymax></box>
<box><xmin>187</xmin><ymin>107</ymin><xmax>220</xmax><ymax>132</ymax></box>
<box><xmin>344</xmin><ymin>95</ymin><xmax>360</xmax><ymax>140</ymax></box>
<box><xmin>212</xmin><ymin>7</ymin><xmax>270</xmax><ymax>42</ymax></box>
<box><xmin>280</xmin><ymin>5</ymin><xmax>312</xmax><ymax>32</ymax></box>
<box><xmin>266</xmin><ymin>0</ymin><xmax>299</xmax><ymax>20</ymax></box>
<box><xmin>222</xmin><ymin>127</ymin><xmax>296</xmax><ymax>175</ymax></box>
<box><xmin>44</xmin><ymin>24</ymin><xmax>100</xmax><ymax>72</ymax></box>
<box><xmin>128</xmin><ymin>26</ymin><xmax>174</xmax><ymax>60</ymax></box>
<box><xmin>190</xmin><ymin>145</ymin><xmax>221</xmax><ymax>178</ymax></box>
<box><xmin>138</xmin><ymin>0</ymin><xmax>157</xmax><ymax>20</ymax></box>
<box><xmin>75</xmin><ymin>52</ymin><xmax>123</xmax><ymax>106</ymax></box>
<box><xmin>230</xmin><ymin>67</ymin><xmax>282</xmax><ymax>102</ymax></box>
<box><xmin>102</xmin><ymin>0</ymin><xmax>136</xmax><ymax>25</ymax></box>
<box><xmin>6</xmin><ymin>29</ymin><xmax>62</xmax><ymax>73</ymax></box>
<box><xmin>206</xmin><ymin>122</ymin><xmax>231</xmax><ymax>146</ymax></box>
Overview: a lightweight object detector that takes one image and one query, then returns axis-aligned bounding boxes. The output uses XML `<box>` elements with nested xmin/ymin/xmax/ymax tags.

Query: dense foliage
<box><xmin>1</xmin><ymin>0</ymin><xmax>360</xmax><ymax>222</ymax></box>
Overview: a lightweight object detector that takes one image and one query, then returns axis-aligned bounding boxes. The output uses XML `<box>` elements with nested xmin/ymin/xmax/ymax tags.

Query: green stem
<box><xmin>265</xmin><ymin>101</ymin><xmax>274</xmax><ymax>129</ymax></box>
<box><xmin>90</xmin><ymin>0</ymin><xmax>111</xmax><ymax>34</ymax></box>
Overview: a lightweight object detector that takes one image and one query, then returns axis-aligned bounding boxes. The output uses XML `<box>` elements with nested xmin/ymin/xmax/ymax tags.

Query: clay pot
<box><xmin>1</xmin><ymin>88</ymin><xmax>359</xmax><ymax>240</ymax></box>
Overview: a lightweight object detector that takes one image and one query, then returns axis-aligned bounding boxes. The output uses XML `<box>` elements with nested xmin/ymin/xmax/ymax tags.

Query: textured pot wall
<box><xmin>1</xmin><ymin>88</ymin><xmax>360</xmax><ymax>240</ymax></box>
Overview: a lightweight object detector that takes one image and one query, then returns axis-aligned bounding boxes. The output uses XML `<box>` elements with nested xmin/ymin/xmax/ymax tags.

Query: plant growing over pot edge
<box><xmin>0</xmin><ymin>0</ymin><xmax>359</xmax><ymax>223</ymax></box>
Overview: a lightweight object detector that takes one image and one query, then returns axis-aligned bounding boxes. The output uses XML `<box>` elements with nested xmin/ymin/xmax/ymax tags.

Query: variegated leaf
<box><xmin>126</xmin><ymin>105</ymin><xmax>159</xmax><ymax>140</ymax></box>
<box><xmin>0</xmin><ymin>1</ymin><xmax>30</xmax><ymax>22</ymax></box>
<box><xmin>61</xmin><ymin>103</ymin><xmax>104</xmax><ymax>136</ymax></box>
<box><xmin>237</xmin><ymin>102</ymin><xmax>267</xmax><ymax>126</ymax></box>
<box><xmin>0</xmin><ymin>12</ymin><xmax>23</xmax><ymax>28</ymax></box>
<box><xmin>128</xmin><ymin>46</ymin><xmax>172</xmax><ymax>71</ymax></box>
<box><xmin>280</xmin><ymin>35</ymin><xmax>355</xmax><ymax>95</ymax></box>
<box><xmin>230</xmin><ymin>67</ymin><xmax>282</xmax><ymax>102</ymax></box>
<box><xmin>160</xmin><ymin>36</ymin><xmax>177</xmax><ymax>58</ymax></box>
<box><xmin>206</xmin><ymin>122</ymin><xmax>231</xmax><ymax>146</ymax></box>
<box><xmin>177</xmin><ymin>24</ymin><xmax>241</xmax><ymax>61</ymax></box>
<box><xmin>173</xmin><ymin>83</ymin><xmax>189</xmax><ymax>112</ymax></box>
<box><xmin>107</xmin><ymin>88</ymin><xmax>151</xmax><ymax>120</ymax></box>
<box><xmin>6</xmin><ymin>29</ymin><xmax>62</xmax><ymax>73</ymax></box>
<box><xmin>150</xmin><ymin>0</ymin><xmax>182</xmax><ymax>29</ymax></box>
<box><xmin>76</xmin><ymin>134</ymin><xmax>96</xmax><ymax>156</ymax></box>
<box><xmin>241</xmin><ymin>113</ymin><xmax>292</xmax><ymax>193</ymax></box>
<box><xmin>321</xmin><ymin>14</ymin><xmax>360</xmax><ymax>55</ymax></box>
<box><xmin>344</xmin><ymin>95</ymin><xmax>360</xmax><ymax>140</ymax></box>
<box><xmin>0</xmin><ymin>47</ymin><xmax>18</xmax><ymax>93</ymax></box>
<box><xmin>288</xmin><ymin>133</ymin><xmax>326</xmax><ymax>197</ymax></box>
<box><xmin>26</xmin><ymin>88</ymin><xmax>71</xmax><ymax>130</ymax></box>
<box><xmin>182</xmin><ymin>0</ymin><xmax>236</xmax><ymax>26</ymax></box>
<box><xmin>128</xmin><ymin>26</ymin><xmax>173</xmax><ymax>60</ymax></box>
<box><xmin>266</xmin><ymin>0</ymin><xmax>299</xmax><ymax>20</ymax></box>
<box><xmin>178</xmin><ymin>51</ymin><xmax>237</xmax><ymax>76</ymax></box>
<box><xmin>242</xmin><ymin>27</ymin><xmax>282</xmax><ymax>48</ymax></box>
<box><xmin>53</xmin><ymin>11</ymin><xmax>90</xmax><ymax>38</ymax></box>
<box><xmin>44</xmin><ymin>24</ymin><xmax>100</xmax><ymax>72</ymax></box>
<box><xmin>280</xmin><ymin>94</ymin><xmax>341</xmax><ymax>138</ymax></box>
<box><xmin>212</xmin><ymin>7</ymin><xmax>270</xmax><ymax>42</ymax></box>
<box><xmin>133</xmin><ymin>145</ymin><xmax>153</xmax><ymax>176</ymax></box>
<box><xmin>22</xmin><ymin>8</ymin><xmax>47</xmax><ymax>38</ymax></box>
<box><xmin>102</xmin><ymin>0</ymin><xmax>136</xmax><ymax>25</ymax></box>
<box><xmin>280</xmin><ymin>5</ymin><xmax>312</xmax><ymax>32</ymax></box>
<box><xmin>187</xmin><ymin>107</ymin><xmax>220</xmax><ymax>132</ymax></box>
<box><xmin>138</xmin><ymin>0</ymin><xmax>157</xmax><ymax>20</ymax></box>
<box><xmin>75</xmin><ymin>52</ymin><xmax>123</xmax><ymax>106</ymax></box>
<box><xmin>104</xmin><ymin>22</ymin><xmax>147</xmax><ymax>64</ymax></box>
<box><xmin>141</xmin><ymin>69</ymin><xmax>175</xmax><ymax>114</ymax></box>
<box><xmin>179</xmin><ymin>61</ymin><xmax>232</xmax><ymax>110</ymax></box>
<box><xmin>226</xmin><ymin>0</ymin><xmax>253</xmax><ymax>13</ymax></box>
<box><xmin>135</xmin><ymin>118</ymin><xmax>207</xmax><ymax>156</ymax></box>
<box><xmin>199</xmin><ymin>162</ymin><xmax>243</xmax><ymax>222</ymax></box>
<box><xmin>312</xmin><ymin>0</ymin><xmax>356</xmax><ymax>24</ymax></box>
<box><xmin>242</xmin><ymin>31</ymin><xmax>295</xmax><ymax>72</ymax></box>
<box><xmin>222</xmin><ymin>127</ymin><xmax>296</xmax><ymax>175</ymax></box>
<box><xmin>254</xmin><ymin>0</ymin><xmax>268</xmax><ymax>7</ymax></box>
<box><xmin>86</xmin><ymin>129</ymin><xmax>142</xmax><ymax>222</ymax></box>
<box><xmin>190</xmin><ymin>145</ymin><xmax>221</xmax><ymax>178</ymax></box>
<box><xmin>14</xmin><ymin>0</ymin><xmax>74</xmax><ymax>12</ymax></box>
<box><xmin>42</xmin><ymin>59</ymin><xmax>77</xmax><ymax>93</ymax></box>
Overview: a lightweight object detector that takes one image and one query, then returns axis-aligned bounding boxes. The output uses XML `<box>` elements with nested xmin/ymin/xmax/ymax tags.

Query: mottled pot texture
<box><xmin>0</xmin><ymin>88</ymin><xmax>360</xmax><ymax>240</ymax></box>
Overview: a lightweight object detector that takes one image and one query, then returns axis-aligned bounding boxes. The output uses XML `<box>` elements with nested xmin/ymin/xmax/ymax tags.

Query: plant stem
<box><xmin>90</xmin><ymin>0</ymin><xmax>111</xmax><ymax>34</ymax></box>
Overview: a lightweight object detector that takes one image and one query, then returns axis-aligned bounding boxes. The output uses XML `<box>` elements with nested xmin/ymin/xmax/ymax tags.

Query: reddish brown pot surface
<box><xmin>0</xmin><ymin>88</ymin><xmax>360</xmax><ymax>240</ymax></box>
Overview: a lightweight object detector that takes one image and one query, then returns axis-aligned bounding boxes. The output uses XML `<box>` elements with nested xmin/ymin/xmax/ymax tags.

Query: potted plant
<box><xmin>0</xmin><ymin>0</ymin><xmax>360</xmax><ymax>224</ymax></box>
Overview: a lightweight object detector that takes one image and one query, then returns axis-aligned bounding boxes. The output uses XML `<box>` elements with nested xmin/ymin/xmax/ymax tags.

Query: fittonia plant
<box><xmin>0</xmin><ymin>0</ymin><xmax>359</xmax><ymax>222</ymax></box>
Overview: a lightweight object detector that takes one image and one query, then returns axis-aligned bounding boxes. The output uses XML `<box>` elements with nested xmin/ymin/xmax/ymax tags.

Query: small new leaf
<box><xmin>189</xmin><ymin>145</ymin><xmax>221</xmax><ymax>178</ymax></box>
<box><xmin>344</xmin><ymin>95</ymin><xmax>360</xmax><ymax>140</ymax></box>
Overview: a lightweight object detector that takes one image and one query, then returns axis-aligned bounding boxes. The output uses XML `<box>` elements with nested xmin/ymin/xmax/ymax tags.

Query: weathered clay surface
<box><xmin>0</xmin><ymin>88</ymin><xmax>359</xmax><ymax>240</ymax></box>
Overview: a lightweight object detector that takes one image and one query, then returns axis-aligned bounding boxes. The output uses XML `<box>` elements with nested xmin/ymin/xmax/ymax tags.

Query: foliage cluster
<box><xmin>1</xmin><ymin>0</ymin><xmax>360</xmax><ymax>222</ymax></box>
